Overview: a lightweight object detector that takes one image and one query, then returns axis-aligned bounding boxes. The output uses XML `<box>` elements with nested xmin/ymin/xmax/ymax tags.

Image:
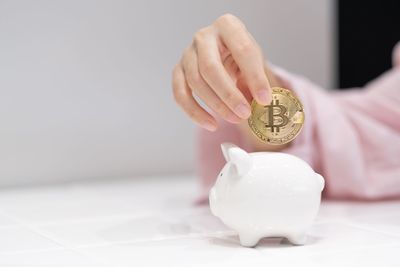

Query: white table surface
<box><xmin>0</xmin><ymin>175</ymin><xmax>399</xmax><ymax>267</ymax></box>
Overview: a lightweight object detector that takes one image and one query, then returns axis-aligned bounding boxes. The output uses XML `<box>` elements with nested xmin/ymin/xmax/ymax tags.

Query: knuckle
<box><xmin>213</xmin><ymin>100</ymin><xmax>226</xmax><ymax>114</ymax></box>
<box><xmin>214</xmin><ymin>103</ymin><xmax>234</xmax><ymax>121</ymax></box>
<box><xmin>254</xmin><ymin>75</ymin><xmax>268</xmax><ymax>87</ymax></box>
<box><xmin>216</xmin><ymin>13</ymin><xmax>237</xmax><ymax>25</ymax></box>
<box><xmin>222</xmin><ymin>90</ymin><xmax>237</xmax><ymax>105</ymax></box>
<box><xmin>181</xmin><ymin>48</ymin><xmax>191</xmax><ymax>62</ymax></box>
<box><xmin>186</xmin><ymin>71</ymin><xmax>202</xmax><ymax>89</ymax></box>
<box><xmin>246</xmin><ymin>69</ymin><xmax>262</xmax><ymax>81</ymax></box>
<box><xmin>187</xmin><ymin>107</ymin><xmax>199</xmax><ymax>121</ymax></box>
<box><xmin>193</xmin><ymin>27</ymin><xmax>209</xmax><ymax>43</ymax></box>
<box><xmin>199</xmin><ymin>59</ymin><xmax>217</xmax><ymax>76</ymax></box>
<box><xmin>235</xmin><ymin>40</ymin><xmax>254</xmax><ymax>54</ymax></box>
<box><xmin>172</xmin><ymin>87</ymin><xmax>183</xmax><ymax>105</ymax></box>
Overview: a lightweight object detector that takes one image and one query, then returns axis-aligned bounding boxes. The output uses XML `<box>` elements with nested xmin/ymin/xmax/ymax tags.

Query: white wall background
<box><xmin>0</xmin><ymin>0</ymin><xmax>335</xmax><ymax>186</ymax></box>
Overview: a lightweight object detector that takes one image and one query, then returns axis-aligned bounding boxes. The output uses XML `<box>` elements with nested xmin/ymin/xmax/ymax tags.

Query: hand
<box><xmin>172</xmin><ymin>14</ymin><xmax>273</xmax><ymax>131</ymax></box>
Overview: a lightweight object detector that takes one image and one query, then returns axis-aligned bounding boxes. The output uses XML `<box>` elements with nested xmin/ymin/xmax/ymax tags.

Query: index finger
<box><xmin>215</xmin><ymin>15</ymin><xmax>271</xmax><ymax>105</ymax></box>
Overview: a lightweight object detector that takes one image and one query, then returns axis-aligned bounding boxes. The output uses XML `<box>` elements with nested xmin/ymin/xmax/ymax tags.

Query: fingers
<box><xmin>172</xmin><ymin>13</ymin><xmax>271</xmax><ymax>129</ymax></box>
<box><xmin>194</xmin><ymin>29</ymin><xmax>252</xmax><ymax>119</ymax></box>
<box><xmin>181</xmin><ymin>48</ymin><xmax>242</xmax><ymax>124</ymax></box>
<box><xmin>215</xmin><ymin>14</ymin><xmax>271</xmax><ymax>105</ymax></box>
<box><xmin>222</xmin><ymin>54</ymin><xmax>240</xmax><ymax>83</ymax></box>
<box><xmin>172</xmin><ymin>64</ymin><xmax>217</xmax><ymax>131</ymax></box>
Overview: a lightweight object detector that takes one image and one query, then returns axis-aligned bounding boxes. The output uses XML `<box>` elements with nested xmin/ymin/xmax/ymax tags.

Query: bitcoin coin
<box><xmin>248</xmin><ymin>87</ymin><xmax>304</xmax><ymax>145</ymax></box>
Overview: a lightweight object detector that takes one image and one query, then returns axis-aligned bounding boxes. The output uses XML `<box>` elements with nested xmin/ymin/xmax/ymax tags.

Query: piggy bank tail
<box><xmin>316</xmin><ymin>173</ymin><xmax>325</xmax><ymax>192</ymax></box>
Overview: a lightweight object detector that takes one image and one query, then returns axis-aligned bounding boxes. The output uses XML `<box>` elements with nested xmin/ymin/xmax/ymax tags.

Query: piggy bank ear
<box><xmin>221</xmin><ymin>143</ymin><xmax>252</xmax><ymax>176</ymax></box>
<box><xmin>221</xmin><ymin>143</ymin><xmax>237</xmax><ymax>162</ymax></box>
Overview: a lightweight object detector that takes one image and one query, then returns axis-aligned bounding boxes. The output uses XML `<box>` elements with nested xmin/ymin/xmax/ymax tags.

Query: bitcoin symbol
<box><xmin>265</xmin><ymin>99</ymin><xmax>289</xmax><ymax>133</ymax></box>
<box><xmin>248</xmin><ymin>87</ymin><xmax>304</xmax><ymax>145</ymax></box>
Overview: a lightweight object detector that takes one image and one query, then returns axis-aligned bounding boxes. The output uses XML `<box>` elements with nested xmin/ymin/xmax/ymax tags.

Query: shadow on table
<box><xmin>209</xmin><ymin>235</ymin><xmax>321</xmax><ymax>248</ymax></box>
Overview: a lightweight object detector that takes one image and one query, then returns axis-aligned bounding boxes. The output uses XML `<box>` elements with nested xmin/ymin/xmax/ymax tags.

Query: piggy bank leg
<box><xmin>286</xmin><ymin>233</ymin><xmax>307</xmax><ymax>245</ymax></box>
<box><xmin>238</xmin><ymin>233</ymin><xmax>260</xmax><ymax>247</ymax></box>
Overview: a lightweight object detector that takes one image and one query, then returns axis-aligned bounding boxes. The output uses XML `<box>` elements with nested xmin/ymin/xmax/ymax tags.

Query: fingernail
<box><xmin>202</xmin><ymin>120</ymin><xmax>217</xmax><ymax>131</ymax></box>
<box><xmin>234</xmin><ymin>103</ymin><xmax>251</xmax><ymax>119</ymax></box>
<box><xmin>257</xmin><ymin>89</ymin><xmax>271</xmax><ymax>104</ymax></box>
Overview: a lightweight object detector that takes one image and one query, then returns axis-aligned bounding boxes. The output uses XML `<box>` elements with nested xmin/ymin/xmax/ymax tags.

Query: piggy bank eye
<box><xmin>220</xmin><ymin>172</ymin><xmax>223</xmax><ymax>177</ymax></box>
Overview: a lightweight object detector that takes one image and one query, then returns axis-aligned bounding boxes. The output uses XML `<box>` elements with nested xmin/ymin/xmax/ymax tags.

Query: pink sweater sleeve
<box><xmin>197</xmin><ymin>43</ymin><xmax>400</xmax><ymax>201</ymax></box>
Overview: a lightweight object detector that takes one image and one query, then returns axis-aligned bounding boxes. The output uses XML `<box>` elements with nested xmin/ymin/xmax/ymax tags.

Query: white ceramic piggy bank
<box><xmin>209</xmin><ymin>143</ymin><xmax>325</xmax><ymax>247</ymax></box>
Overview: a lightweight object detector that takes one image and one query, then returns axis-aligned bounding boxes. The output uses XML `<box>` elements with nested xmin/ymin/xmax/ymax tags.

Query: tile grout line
<box><xmin>338</xmin><ymin>220</ymin><xmax>400</xmax><ymax>239</ymax></box>
<box><xmin>0</xmin><ymin>209</ymin><xmax>109</xmax><ymax>266</ymax></box>
<box><xmin>0</xmin><ymin>205</ymin><xmax>212</xmax><ymax>227</ymax></box>
<box><xmin>0</xmin><ymin>211</ymin><xmax>156</xmax><ymax>227</ymax></box>
<box><xmin>0</xmin><ymin>208</ymin><xmax>238</xmax><ymax>265</ymax></box>
<box><xmin>0</xmin><ymin>209</ymin><xmax>68</xmax><ymax>248</ymax></box>
<box><xmin>72</xmin><ymin>230</ymin><xmax>238</xmax><ymax>249</ymax></box>
<box><xmin>315</xmin><ymin>216</ymin><xmax>400</xmax><ymax>238</ymax></box>
<box><xmin>314</xmin><ymin>219</ymin><xmax>400</xmax><ymax>242</ymax></box>
<box><xmin>2</xmin><ymin>206</ymin><xmax>398</xmax><ymax>248</ymax></box>
<box><xmin>0</xmin><ymin>247</ymin><xmax>66</xmax><ymax>256</ymax></box>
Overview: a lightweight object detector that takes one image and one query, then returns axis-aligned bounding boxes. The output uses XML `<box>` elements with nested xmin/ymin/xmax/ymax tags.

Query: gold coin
<box><xmin>248</xmin><ymin>87</ymin><xmax>305</xmax><ymax>145</ymax></box>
